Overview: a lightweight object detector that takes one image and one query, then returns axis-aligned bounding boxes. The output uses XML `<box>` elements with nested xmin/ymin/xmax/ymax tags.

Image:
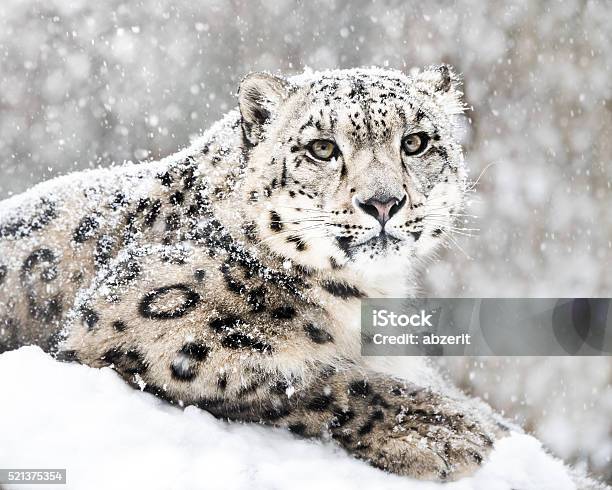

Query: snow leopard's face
<box><xmin>240</xmin><ymin>67</ymin><xmax>467</xmax><ymax>273</ymax></box>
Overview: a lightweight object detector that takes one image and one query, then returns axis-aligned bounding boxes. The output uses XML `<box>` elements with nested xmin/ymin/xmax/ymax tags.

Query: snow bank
<box><xmin>0</xmin><ymin>347</ymin><xmax>577</xmax><ymax>490</ymax></box>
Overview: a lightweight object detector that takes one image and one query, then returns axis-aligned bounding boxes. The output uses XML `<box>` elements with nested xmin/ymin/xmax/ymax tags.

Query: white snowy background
<box><xmin>0</xmin><ymin>0</ymin><xmax>610</xmax><ymax>486</ymax></box>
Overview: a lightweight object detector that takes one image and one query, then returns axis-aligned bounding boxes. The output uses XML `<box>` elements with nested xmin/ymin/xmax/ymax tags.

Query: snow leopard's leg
<box><xmin>271</xmin><ymin>366</ymin><xmax>500</xmax><ymax>481</ymax></box>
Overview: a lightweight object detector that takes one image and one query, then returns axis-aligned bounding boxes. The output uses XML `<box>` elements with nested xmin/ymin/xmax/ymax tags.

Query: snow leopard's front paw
<box><xmin>336</xmin><ymin>387</ymin><xmax>499</xmax><ymax>481</ymax></box>
<box><xmin>363</xmin><ymin>411</ymin><xmax>495</xmax><ymax>481</ymax></box>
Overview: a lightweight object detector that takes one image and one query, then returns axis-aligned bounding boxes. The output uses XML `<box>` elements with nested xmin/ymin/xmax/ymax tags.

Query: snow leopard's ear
<box><xmin>414</xmin><ymin>65</ymin><xmax>464</xmax><ymax>115</ymax></box>
<box><xmin>238</xmin><ymin>72</ymin><xmax>290</xmax><ymax>146</ymax></box>
<box><xmin>415</xmin><ymin>64</ymin><xmax>460</xmax><ymax>93</ymax></box>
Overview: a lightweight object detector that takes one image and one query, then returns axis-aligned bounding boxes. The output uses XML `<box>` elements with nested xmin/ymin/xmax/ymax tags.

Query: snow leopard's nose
<box><xmin>356</xmin><ymin>194</ymin><xmax>407</xmax><ymax>227</ymax></box>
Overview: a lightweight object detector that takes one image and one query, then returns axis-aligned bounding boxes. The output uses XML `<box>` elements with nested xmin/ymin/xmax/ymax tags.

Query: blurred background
<box><xmin>0</xmin><ymin>0</ymin><xmax>610</xmax><ymax>483</ymax></box>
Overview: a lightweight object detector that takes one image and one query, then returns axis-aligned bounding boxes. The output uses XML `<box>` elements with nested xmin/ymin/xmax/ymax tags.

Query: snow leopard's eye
<box><xmin>307</xmin><ymin>139</ymin><xmax>339</xmax><ymax>161</ymax></box>
<box><xmin>401</xmin><ymin>132</ymin><xmax>430</xmax><ymax>156</ymax></box>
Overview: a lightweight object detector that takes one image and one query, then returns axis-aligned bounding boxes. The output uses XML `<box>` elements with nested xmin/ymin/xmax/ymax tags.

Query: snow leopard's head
<box><xmin>240</xmin><ymin>66</ymin><xmax>467</xmax><ymax>276</ymax></box>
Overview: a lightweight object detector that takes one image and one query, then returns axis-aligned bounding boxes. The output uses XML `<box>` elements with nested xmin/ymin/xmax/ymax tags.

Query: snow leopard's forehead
<box><xmin>285</xmin><ymin>68</ymin><xmax>461</xmax><ymax>147</ymax></box>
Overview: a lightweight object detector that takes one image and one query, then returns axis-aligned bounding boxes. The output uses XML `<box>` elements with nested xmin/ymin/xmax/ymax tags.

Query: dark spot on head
<box><xmin>136</xmin><ymin>198</ymin><xmax>151</xmax><ymax>213</ymax></box>
<box><xmin>335</xmin><ymin>236</ymin><xmax>352</xmax><ymax>254</ymax></box>
<box><xmin>158</xmin><ymin>172</ymin><xmax>173</xmax><ymax>187</ymax></box>
<box><xmin>241</xmin><ymin>221</ymin><xmax>258</xmax><ymax>242</ymax></box>
<box><xmin>269</xmin><ymin>211</ymin><xmax>283</xmax><ymax>232</ymax></box>
<box><xmin>169</xmin><ymin>191</ymin><xmax>184</xmax><ymax>205</ymax></box>
<box><xmin>329</xmin><ymin>257</ymin><xmax>342</xmax><ymax>270</ymax></box>
<box><xmin>432</xmin><ymin>228</ymin><xmax>443</xmax><ymax>237</ymax></box>
<box><xmin>186</xmin><ymin>204</ymin><xmax>199</xmax><ymax>216</ymax></box>
<box><xmin>293</xmin><ymin>263</ymin><xmax>314</xmax><ymax>277</ymax></box>
<box><xmin>182</xmin><ymin>167</ymin><xmax>196</xmax><ymax>190</ymax></box>
<box><xmin>411</xmin><ymin>230</ymin><xmax>422</xmax><ymax>241</ymax></box>
<box><xmin>194</xmin><ymin>269</ymin><xmax>206</xmax><ymax>282</ymax></box>
<box><xmin>286</xmin><ymin>235</ymin><xmax>306</xmax><ymax>251</ymax></box>
<box><xmin>165</xmin><ymin>212</ymin><xmax>181</xmax><ymax>231</ymax></box>
<box><xmin>321</xmin><ymin>280</ymin><xmax>364</xmax><ymax>300</ymax></box>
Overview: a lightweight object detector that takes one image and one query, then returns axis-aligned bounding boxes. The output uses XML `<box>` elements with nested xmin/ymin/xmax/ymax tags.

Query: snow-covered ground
<box><xmin>0</xmin><ymin>347</ymin><xmax>580</xmax><ymax>490</ymax></box>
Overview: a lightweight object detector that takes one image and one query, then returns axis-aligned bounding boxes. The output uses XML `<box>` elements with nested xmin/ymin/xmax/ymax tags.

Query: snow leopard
<box><xmin>0</xmin><ymin>66</ymin><xmax>504</xmax><ymax>481</ymax></box>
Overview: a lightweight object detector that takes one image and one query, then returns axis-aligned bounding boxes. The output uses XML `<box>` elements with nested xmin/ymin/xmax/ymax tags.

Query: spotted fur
<box><xmin>0</xmin><ymin>66</ymin><xmax>504</xmax><ymax>481</ymax></box>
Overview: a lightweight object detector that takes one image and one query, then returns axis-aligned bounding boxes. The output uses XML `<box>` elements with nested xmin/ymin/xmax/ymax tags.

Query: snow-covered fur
<box><xmin>0</xmin><ymin>66</ymin><xmax>506</xmax><ymax>481</ymax></box>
